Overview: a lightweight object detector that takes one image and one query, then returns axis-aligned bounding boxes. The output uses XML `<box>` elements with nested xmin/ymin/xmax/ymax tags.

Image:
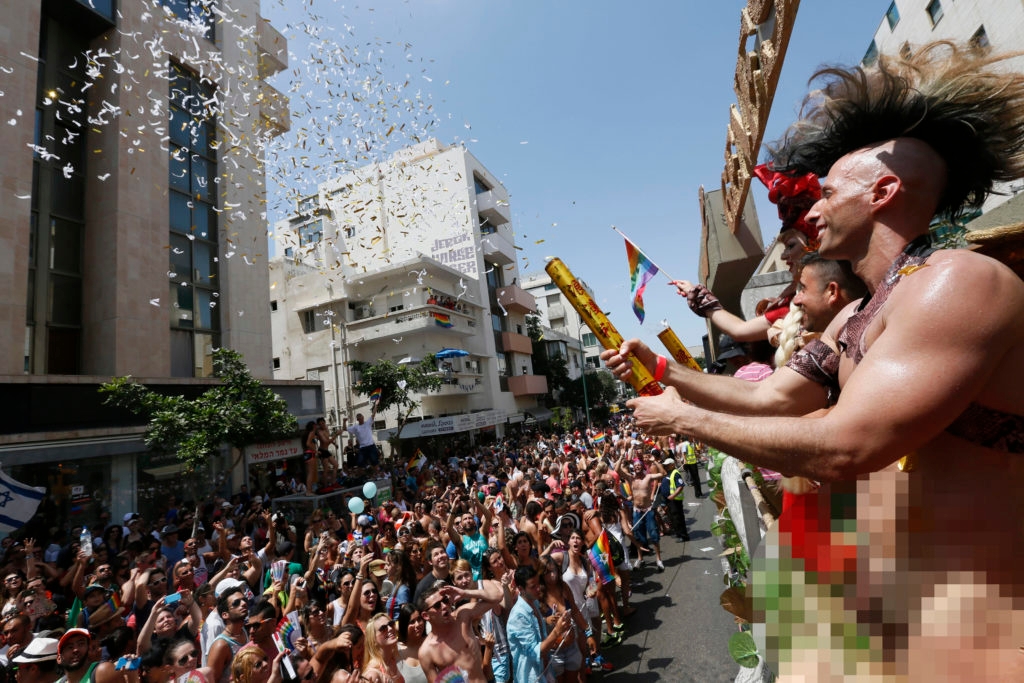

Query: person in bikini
<box><xmin>604</xmin><ymin>42</ymin><xmax>1024</xmax><ymax>680</ymax></box>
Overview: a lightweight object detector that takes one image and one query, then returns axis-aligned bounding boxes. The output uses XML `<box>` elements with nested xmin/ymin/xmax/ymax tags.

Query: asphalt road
<box><xmin>597</xmin><ymin>483</ymin><xmax>741</xmax><ymax>682</ymax></box>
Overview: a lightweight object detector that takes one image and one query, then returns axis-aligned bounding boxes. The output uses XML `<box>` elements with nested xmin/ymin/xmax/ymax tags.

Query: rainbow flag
<box><xmin>588</xmin><ymin>530</ymin><xmax>617</xmax><ymax>585</ymax></box>
<box><xmin>433</xmin><ymin>312</ymin><xmax>454</xmax><ymax>328</ymax></box>
<box><xmin>369</xmin><ymin>387</ymin><xmax>382</xmax><ymax>403</ymax></box>
<box><xmin>407</xmin><ymin>449</ymin><xmax>427</xmax><ymax>472</ymax></box>
<box><xmin>619</xmin><ymin>479</ymin><xmax>632</xmax><ymax>500</ymax></box>
<box><xmin>592</xmin><ymin>432</ymin><xmax>606</xmax><ymax>445</ymax></box>
<box><xmin>625</xmin><ymin>237</ymin><xmax>659</xmax><ymax>323</ymax></box>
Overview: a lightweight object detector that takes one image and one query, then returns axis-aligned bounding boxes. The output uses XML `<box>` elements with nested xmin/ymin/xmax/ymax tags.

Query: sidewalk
<box><xmin>601</xmin><ymin>481</ymin><xmax>740</xmax><ymax>682</ymax></box>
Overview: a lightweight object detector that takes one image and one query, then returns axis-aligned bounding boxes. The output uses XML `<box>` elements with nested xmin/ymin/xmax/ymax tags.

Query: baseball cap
<box><xmin>123</xmin><ymin>512</ymin><xmax>140</xmax><ymax>524</ymax></box>
<box><xmin>214</xmin><ymin>577</ymin><xmax>245</xmax><ymax>598</ymax></box>
<box><xmin>161</xmin><ymin>524</ymin><xmax>178</xmax><ymax>537</ymax></box>
<box><xmin>58</xmin><ymin>628</ymin><xmax>91</xmax><ymax>652</ymax></box>
<box><xmin>662</xmin><ymin>458</ymin><xmax>676</xmax><ymax>467</ymax></box>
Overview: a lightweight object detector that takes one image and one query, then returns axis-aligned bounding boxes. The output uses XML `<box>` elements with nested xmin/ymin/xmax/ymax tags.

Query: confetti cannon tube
<box><xmin>656</xmin><ymin>327</ymin><xmax>703</xmax><ymax>372</ymax></box>
<box><xmin>544</xmin><ymin>258</ymin><xmax>662</xmax><ymax>397</ymax></box>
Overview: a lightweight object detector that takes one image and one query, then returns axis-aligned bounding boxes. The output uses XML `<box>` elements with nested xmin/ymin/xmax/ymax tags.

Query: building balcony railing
<box><xmin>257</xmin><ymin>18</ymin><xmax>288</xmax><ymax>78</ymax></box>
<box><xmin>496</xmin><ymin>285</ymin><xmax>537</xmax><ymax>314</ymax></box>
<box><xmin>480</xmin><ymin>229</ymin><xmax>515</xmax><ymax>266</ymax></box>
<box><xmin>259</xmin><ymin>82</ymin><xmax>291</xmax><ymax>136</ymax></box>
<box><xmin>346</xmin><ymin>304</ymin><xmax>475</xmax><ymax>341</ymax></box>
<box><xmin>500</xmin><ymin>331</ymin><xmax>533</xmax><ymax>355</ymax></box>
<box><xmin>477</xmin><ymin>189</ymin><xmax>511</xmax><ymax>225</ymax></box>
<box><xmin>507</xmin><ymin>374</ymin><xmax>548</xmax><ymax>397</ymax></box>
<box><xmin>413</xmin><ymin>376</ymin><xmax>484</xmax><ymax>399</ymax></box>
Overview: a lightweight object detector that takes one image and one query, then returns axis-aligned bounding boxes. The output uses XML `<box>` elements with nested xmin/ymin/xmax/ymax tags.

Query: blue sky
<box><xmin>262</xmin><ymin>0</ymin><xmax>891</xmax><ymax>349</ymax></box>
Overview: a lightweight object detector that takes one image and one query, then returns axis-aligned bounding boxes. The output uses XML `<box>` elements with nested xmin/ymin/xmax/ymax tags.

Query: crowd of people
<box><xmin>0</xmin><ymin>416</ymin><xmax>708</xmax><ymax>683</ymax></box>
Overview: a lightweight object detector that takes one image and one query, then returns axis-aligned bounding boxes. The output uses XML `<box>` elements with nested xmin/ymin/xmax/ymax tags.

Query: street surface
<box><xmin>601</xmin><ymin>482</ymin><xmax>742</xmax><ymax>682</ymax></box>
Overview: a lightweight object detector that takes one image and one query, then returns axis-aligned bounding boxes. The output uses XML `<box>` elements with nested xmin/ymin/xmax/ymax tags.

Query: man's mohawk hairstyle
<box><xmin>769</xmin><ymin>41</ymin><xmax>1024</xmax><ymax>220</ymax></box>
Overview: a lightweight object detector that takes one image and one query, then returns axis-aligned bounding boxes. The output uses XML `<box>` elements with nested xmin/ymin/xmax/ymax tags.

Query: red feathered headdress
<box><xmin>753</xmin><ymin>164</ymin><xmax>821</xmax><ymax>248</ymax></box>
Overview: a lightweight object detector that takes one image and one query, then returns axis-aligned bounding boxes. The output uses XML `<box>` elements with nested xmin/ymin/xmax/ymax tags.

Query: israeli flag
<box><xmin>0</xmin><ymin>469</ymin><xmax>46</xmax><ymax>535</ymax></box>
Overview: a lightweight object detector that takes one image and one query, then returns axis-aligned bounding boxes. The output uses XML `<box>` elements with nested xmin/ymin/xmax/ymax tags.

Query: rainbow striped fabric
<box><xmin>588</xmin><ymin>530</ymin><xmax>617</xmax><ymax>585</ymax></box>
<box><xmin>433</xmin><ymin>312</ymin><xmax>454</xmax><ymax>328</ymax></box>
<box><xmin>369</xmin><ymin>387</ymin><xmax>382</xmax><ymax>403</ymax></box>
<box><xmin>407</xmin><ymin>449</ymin><xmax>427</xmax><ymax>471</ymax></box>
<box><xmin>625</xmin><ymin>238</ymin><xmax>659</xmax><ymax>323</ymax></box>
<box><xmin>592</xmin><ymin>432</ymin><xmax>606</xmax><ymax>445</ymax></box>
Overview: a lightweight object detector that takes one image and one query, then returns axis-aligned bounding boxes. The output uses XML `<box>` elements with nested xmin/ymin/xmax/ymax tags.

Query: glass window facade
<box><xmin>169</xmin><ymin>64</ymin><xmax>220</xmax><ymax>377</ymax></box>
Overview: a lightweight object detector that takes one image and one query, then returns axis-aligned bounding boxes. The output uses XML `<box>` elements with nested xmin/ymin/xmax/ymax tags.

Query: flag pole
<box><xmin>612</xmin><ymin>226</ymin><xmax>678</xmax><ymax>282</ymax></box>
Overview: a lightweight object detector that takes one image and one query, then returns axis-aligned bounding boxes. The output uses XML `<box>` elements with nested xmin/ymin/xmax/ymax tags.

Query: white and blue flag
<box><xmin>0</xmin><ymin>468</ymin><xmax>45</xmax><ymax>535</ymax></box>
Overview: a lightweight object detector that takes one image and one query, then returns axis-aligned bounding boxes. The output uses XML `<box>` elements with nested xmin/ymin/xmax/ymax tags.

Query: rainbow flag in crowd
<box><xmin>588</xmin><ymin>530</ymin><xmax>617</xmax><ymax>585</ymax></box>
<box><xmin>369</xmin><ymin>387</ymin><xmax>382</xmax><ymax>403</ymax></box>
<box><xmin>407</xmin><ymin>449</ymin><xmax>427</xmax><ymax>472</ymax></box>
<box><xmin>433</xmin><ymin>312</ymin><xmax>454</xmax><ymax>328</ymax></box>
<box><xmin>624</xmin><ymin>237</ymin><xmax>659</xmax><ymax>323</ymax></box>
<box><xmin>592</xmin><ymin>432</ymin><xmax>606</xmax><ymax>445</ymax></box>
<box><xmin>619</xmin><ymin>480</ymin><xmax>632</xmax><ymax>500</ymax></box>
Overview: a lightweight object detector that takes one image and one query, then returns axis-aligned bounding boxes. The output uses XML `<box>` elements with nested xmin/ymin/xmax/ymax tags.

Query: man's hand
<box><xmin>601</xmin><ymin>339</ymin><xmax>657</xmax><ymax>383</ymax></box>
<box><xmin>627</xmin><ymin>386</ymin><xmax>688</xmax><ymax>436</ymax></box>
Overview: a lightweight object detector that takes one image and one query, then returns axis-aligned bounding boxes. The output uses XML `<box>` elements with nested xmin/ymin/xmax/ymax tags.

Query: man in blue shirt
<box><xmin>506</xmin><ymin>565</ymin><xmax>571</xmax><ymax>683</ymax></box>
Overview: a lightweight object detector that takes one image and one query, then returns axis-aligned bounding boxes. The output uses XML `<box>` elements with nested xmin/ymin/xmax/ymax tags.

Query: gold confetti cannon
<box><xmin>545</xmin><ymin>257</ymin><xmax>663</xmax><ymax>397</ymax></box>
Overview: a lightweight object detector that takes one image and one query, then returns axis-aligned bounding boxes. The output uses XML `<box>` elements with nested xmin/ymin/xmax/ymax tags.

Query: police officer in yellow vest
<box><xmin>662</xmin><ymin>457</ymin><xmax>690</xmax><ymax>542</ymax></box>
<box><xmin>679</xmin><ymin>439</ymin><xmax>703</xmax><ymax>498</ymax></box>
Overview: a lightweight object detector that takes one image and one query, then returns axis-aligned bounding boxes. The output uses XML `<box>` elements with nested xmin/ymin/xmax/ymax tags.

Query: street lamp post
<box><xmin>577</xmin><ymin>322</ymin><xmax>591</xmax><ymax>431</ymax></box>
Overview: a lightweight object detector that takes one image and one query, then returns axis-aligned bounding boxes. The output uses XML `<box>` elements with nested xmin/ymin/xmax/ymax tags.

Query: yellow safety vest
<box><xmin>683</xmin><ymin>442</ymin><xmax>697</xmax><ymax>465</ymax></box>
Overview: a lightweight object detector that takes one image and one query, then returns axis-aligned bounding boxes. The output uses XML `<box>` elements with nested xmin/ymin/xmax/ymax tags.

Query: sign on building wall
<box><xmin>429</xmin><ymin>230</ymin><xmax>478</xmax><ymax>277</ymax></box>
<box><xmin>245</xmin><ymin>438</ymin><xmax>303</xmax><ymax>464</ymax></box>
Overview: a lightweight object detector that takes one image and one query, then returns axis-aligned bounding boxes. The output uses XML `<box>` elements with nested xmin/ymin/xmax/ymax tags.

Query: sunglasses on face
<box><xmin>176</xmin><ymin>650</ymin><xmax>199</xmax><ymax>666</ymax></box>
<box><xmin>149</xmin><ymin>577</ymin><xmax>167</xmax><ymax>585</ymax></box>
<box><xmin>230</xmin><ymin>598</ymin><xmax>246</xmax><ymax>608</ymax></box>
<box><xmin>425</xmin><ymin>596</ymin><xmax>450</xmax><ymax>611</ymax></box>
<box><xmin>361</xmin><ymin>589</ymin><xmax>378</xmax><ymax>598</ymax></box>
<box><xmin>245</xmin><ymin>619</ymin><xmax>270</xmax><ymax>630</ymax></box>
<box><xmin>376</xmin><ymin>619</ymin><xmax>396</xmax><ymax>634</ymax></box>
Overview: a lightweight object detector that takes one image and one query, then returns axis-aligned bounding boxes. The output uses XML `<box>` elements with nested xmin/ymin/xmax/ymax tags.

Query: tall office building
<box><xmin>270</xmin><ymin>139</ymin><xmax>549</xmax><ymax>444</ymax></box>
<box><xmin>0</xmin><ymin>0</ymin><xmax>318</xmax><ymax>531</ymax></box>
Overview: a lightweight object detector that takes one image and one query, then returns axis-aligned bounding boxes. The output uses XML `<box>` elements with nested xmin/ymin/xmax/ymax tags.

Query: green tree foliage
<box><xmin>559</xmin><ymin>370</ymin><xmax>618</xmax><ymax>410</ymax></box>
<box><xmin>347</xmin><ymin>355</ymin><xmax>442</xmax><ymax>452</ymax></box>
<box><xmin>99</xmin><ymin>349</ymin><xmax>298</xmax><ymax>473</ymax></box>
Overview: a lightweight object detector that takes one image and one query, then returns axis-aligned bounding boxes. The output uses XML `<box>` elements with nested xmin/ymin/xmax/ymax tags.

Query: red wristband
<box><xmin>653</xmin><ymin>355</ymin><xmax>667</xmax><ymax>382</ymax></box>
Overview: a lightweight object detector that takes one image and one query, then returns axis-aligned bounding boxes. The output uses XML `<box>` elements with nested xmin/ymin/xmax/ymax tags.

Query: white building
<box><xmin>270</xmin><ymin>140</ymin><xmax>547</xmax><ymax>445</ymax></box>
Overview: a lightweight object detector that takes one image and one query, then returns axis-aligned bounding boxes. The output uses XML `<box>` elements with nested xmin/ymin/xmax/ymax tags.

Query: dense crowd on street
<box><xmin>0</xmin><ymin>414</ymin><xmax>707</xmax><ymax>683</ymax></box>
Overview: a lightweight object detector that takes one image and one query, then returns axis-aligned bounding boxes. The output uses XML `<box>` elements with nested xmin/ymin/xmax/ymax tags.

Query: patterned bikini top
<box><xmin>786</xmin><ymin>236</ymin><xmax>1024</xmax><ymax>453</ymax></box>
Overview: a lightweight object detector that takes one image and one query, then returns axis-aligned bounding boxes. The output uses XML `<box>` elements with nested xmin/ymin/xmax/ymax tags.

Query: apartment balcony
<box><xmin>257</xmin><ymin>18</ymin><xmax>288</xmax><ymax>78</ymax></box>
<box><xmin>477</xmin><ymin>189</ymin><xmax>511</xmax><ymax>225</ymax></box>
<box><xmin>500</xmin><ymin>331</ymin><xmax>533</xmax><ymax>355</ymax></box>
<box><xmin>547</xmin><ymin>303</ymin><xmax>566</xmax><ymax>321</ymax></box>
<box><xmin>496</xmin><ymin>285</ymin><xmax>537</xmax><ymax>314</ymax></box>
<box><xmin>346</xmin><ymin>305</ymin><xmax>476</xmax><ymax>342</ymax></box>
<box><xmin>507</xmin><ymin>374</ymin><xmax>548</xmax><ymax>397</ymax></box>
<box><xmin>259</xmin><ymin>82</ymin><xmax>291</xmax><ymax>136</ymax></box>
<box><xmin>480</xmin><ymin>229</ymin><xmax>515</xmax><ymax>266</ymax></box>
<box><xmin>415</xmin><ymin>376</ymin><xmax>484</xmax><ymax>398</ymax></box>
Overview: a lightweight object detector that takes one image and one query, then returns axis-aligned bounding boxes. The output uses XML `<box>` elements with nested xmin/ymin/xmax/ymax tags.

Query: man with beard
<box><xmin>445</xmin><ymin>492</ymin><xmax>492</xmax><ymax>581</ymax></box>
<box><xmin>54</xmin><ymin>629</ymin><xmax>96</xmax><ymax>683</ymax></box>
<box><xmin>206</xmin><ymin>585</ymin><xmax>249</xmax><ymax>683</ymax></box>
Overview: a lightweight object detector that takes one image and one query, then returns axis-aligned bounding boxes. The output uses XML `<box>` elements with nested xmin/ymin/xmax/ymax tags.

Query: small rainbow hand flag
<box><xmin>588</xmin><ymin>530</ymin><xmax>617</xmax><ymax>585</ymax></box>
<box><xmin>625</xmin><ymin>238</ymin><xmax>659</xmax><ymax>324</ymax></box>
<box><xmin>592</xmin><ymin>432</ymin><xmax>606</xmax><ymax>445</ymax></box>
<box><xmin>369</xmin><ymin>387</ymin><xmax>382</xmax><ymax>403</ymax></box>
<box><xmin>619</xmin><ymin>480</ymin><xmax>632</xmax><ymax>500</ymax></box>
